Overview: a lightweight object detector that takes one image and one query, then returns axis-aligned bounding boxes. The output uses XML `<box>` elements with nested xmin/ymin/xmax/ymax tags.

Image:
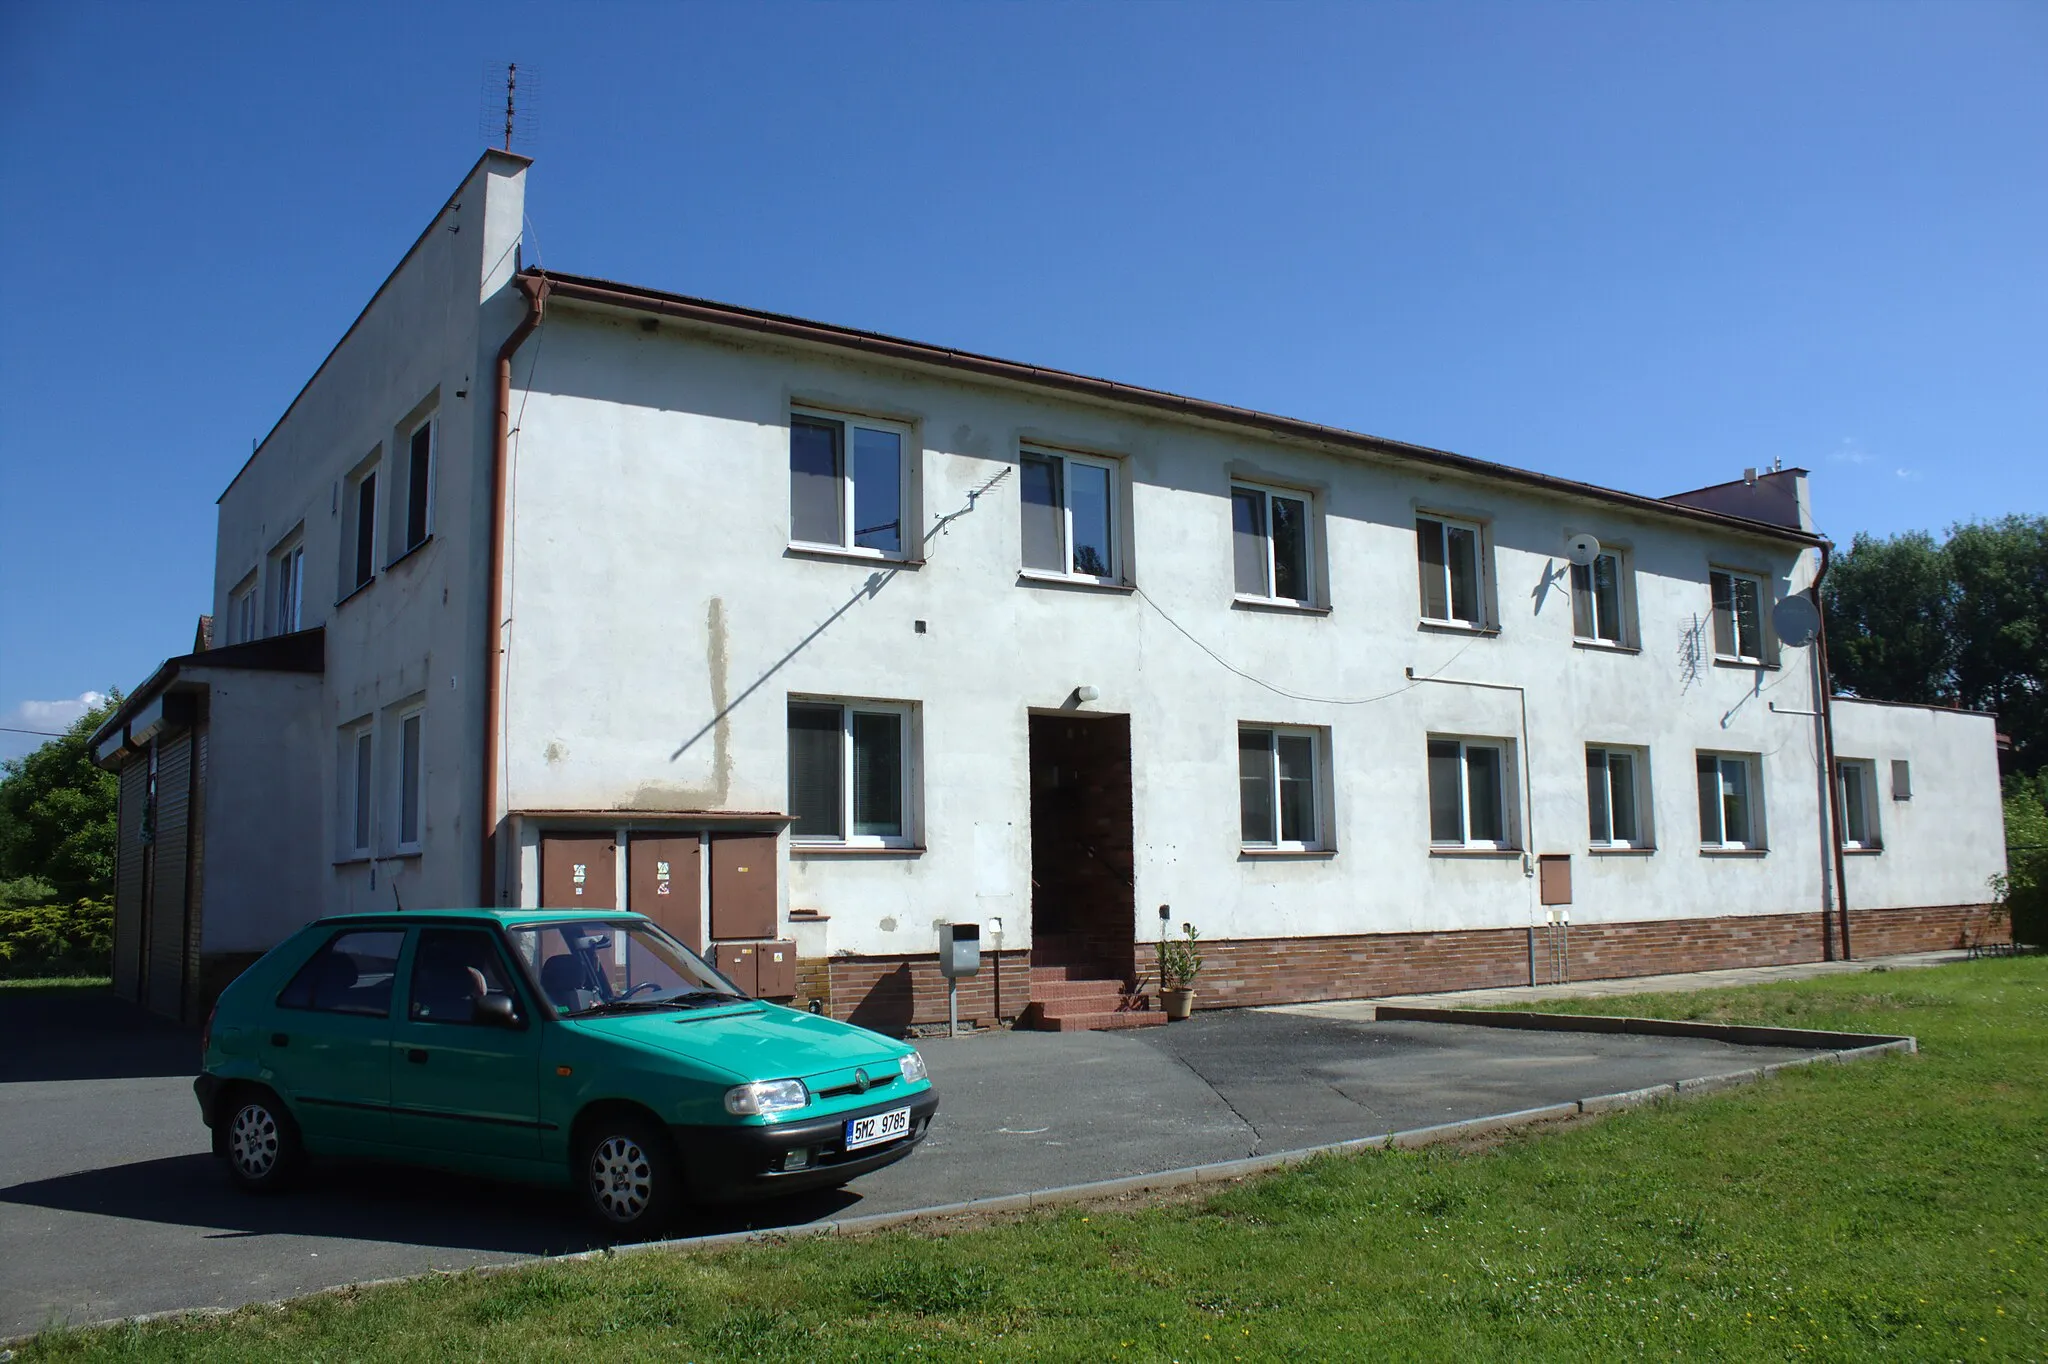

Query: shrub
<box><xmin>1994</xmin><ymin>773</ymin><xmax>2048</xmax><ymax>949</ymax></box>
<box><xmin>0</xmin><ymin>897</ymin><xmax>113</xmax><ymax>978</ymax></box>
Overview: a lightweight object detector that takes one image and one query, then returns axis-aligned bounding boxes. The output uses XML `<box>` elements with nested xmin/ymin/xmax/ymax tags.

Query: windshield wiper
<box><xmin>564</xmin><ymin>999</ymin><xmax>690</xmax><ymax>1018</ymax></box>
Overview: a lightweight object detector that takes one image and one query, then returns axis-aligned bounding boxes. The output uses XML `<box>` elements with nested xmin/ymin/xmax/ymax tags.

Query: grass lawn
<box><xmin>0</xmin><ymin>976</ymin><xmax>111</xmax><ymax>990</ymax></box>
<box><xmin>20</xmin><ymin>958</ymin><xmax>2045</xmax><ymax>1362</ymax></box>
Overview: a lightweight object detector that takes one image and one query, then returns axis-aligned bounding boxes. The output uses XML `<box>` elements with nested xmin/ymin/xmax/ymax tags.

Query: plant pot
<box><xmin>1161</xmin><ymin>987</ymin><xmax>1195</xmax><ymax>1021</ymax></box>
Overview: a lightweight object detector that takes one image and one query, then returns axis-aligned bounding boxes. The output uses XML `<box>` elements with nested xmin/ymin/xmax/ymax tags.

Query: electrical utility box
<box><xmin>938</xmin><ymin>922</ymin><xmax>980</xmax><ymax>978</ymax></box>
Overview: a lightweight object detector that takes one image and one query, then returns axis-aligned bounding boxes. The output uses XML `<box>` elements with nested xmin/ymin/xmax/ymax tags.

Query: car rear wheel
<box><xmin>222</xmin><ymin>1088</ymin><xmax>303</xmax><ymax>1194</ymax></box>
<box><xmin>577</xmin><ymin>1114</ymin><xmax>681</xmax><ymax>1234</ymax></box>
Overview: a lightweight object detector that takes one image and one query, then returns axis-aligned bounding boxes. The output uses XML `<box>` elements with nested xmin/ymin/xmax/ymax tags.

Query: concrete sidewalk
<box><xmin>1267</xmin><ymin>948</ymin><xmax>1969</xmax><ymax>1020</ymax></box>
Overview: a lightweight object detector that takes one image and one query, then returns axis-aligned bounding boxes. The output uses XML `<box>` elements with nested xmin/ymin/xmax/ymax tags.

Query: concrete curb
<box><xmin>8</xmin><ymin>1024</ymin><xmax>1913</xmax><ymax>1347</ymax></box>
<box><xmin>1373</xmin><ymin>1004</ymin><xmax>1919</xmax><ymax>1056</ymax></box>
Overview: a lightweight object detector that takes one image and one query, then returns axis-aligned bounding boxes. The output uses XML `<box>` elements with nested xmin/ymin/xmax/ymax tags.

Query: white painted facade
<box><xmin>115</xmin><ymin>153</ymin><xmax>2004</xmax><ymax>992</ymax></box>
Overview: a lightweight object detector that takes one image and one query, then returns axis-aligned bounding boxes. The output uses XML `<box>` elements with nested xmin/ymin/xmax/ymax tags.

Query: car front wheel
<box><xmin>578</xmin><ymin>1115</ymin><xmax>681</xmax><ymax>1234</ymax></box>
<box><xmin>222</xmin><ymin>1088</ymin><xmax>303</xmax><ymax>1194</ymax></box>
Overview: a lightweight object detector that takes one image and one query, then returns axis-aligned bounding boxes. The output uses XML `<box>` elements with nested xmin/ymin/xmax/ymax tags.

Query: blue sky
<box><xmin>1</xmin><ymin>2</ymin><xmax>2043</xmax><ymax>759</ymax></box>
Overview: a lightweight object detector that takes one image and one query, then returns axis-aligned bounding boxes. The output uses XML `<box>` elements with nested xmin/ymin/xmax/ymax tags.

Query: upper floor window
<box><xmin>1586</xmin><ymin>744</ymin><xmax>1651</xmax><ymax>848</ymax></box>
<box><xmin>1709</xmin><ymin>569</ymin><xmax>1767</xmax><ymax>663</ymax></box>
<box><xmin>1696</xmin><ymin>751</ymin><xmax>1764</xmax><ymax>850</ymax></box>
<box><xmin>344</xmin><ymin>457</ymin><xmax>379</xmax><ymax>597</ymax></box>
<box><xmin>1572</xmin><ymin>551</ymin><xmax>1630</xmax><ymax>645</ymax></box>
<box><xmin>1232</xmin><ymin>484</ymin><xmax>1314</xmax><ymax>604</ymax></box>
<box><xmin>1428</xmin><ymin>736</ymin><xmax>1517</xmax><ymax>849</ymax></box>
<box><xmin>788</xmin><ymin>698</ymin><xmax>917</xmax><ymax>847</ymax></box>
<box><xmin>269</xmin><ymin>531</ymin><xmax>305</xmax><ymax>636</ymax></box>
<box><xmin>1837</xmin><ymin>759</ymin><xmax>1881</xmax><ymax>850</ymax></box>
<box><xmin>402</xmin><ymin>418</ymin><xmax>435</xmax><ymax>554</ymax></box>
<box><xmin>1020</xmin><ymin>448</ymin><xmax>1121</xmax><ymax>581</ymax></box>
<box><xmin>790</xmin><ymin>410</ymin><xmax>909</xmax><ymax>557</ymax></box>
<box><xmin>1417</xmin><ymin>515</ymin><xmax>1488</xmax><ymax>627</ymax></box>
<box><xmin>1238</xmin><ymin>724</ymin><xmax>1327</xmax><ymax>851</ymax></box>
<box><xmin>227</xmin><ymin>575</ymin><xmax>258</xmax><ymax>646</ymax></box>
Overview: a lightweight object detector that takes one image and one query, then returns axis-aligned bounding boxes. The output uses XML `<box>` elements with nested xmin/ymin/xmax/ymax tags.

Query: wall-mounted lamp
<box><xmin>1074</xmin><ymin>685</ymin><xmax>1100</xmax><ymax>704</ymax></box>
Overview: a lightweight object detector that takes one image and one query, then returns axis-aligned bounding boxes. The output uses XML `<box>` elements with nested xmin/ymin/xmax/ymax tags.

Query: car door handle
<box><xmin>270</xmin><ymin>1033</ymin><xmax>289</xmax><ymax>1047</ymax></box>
<box><xmin>407</xmin><ymin>1049</ymin><xmax>429</xmax><ymax>1064</ymax></box>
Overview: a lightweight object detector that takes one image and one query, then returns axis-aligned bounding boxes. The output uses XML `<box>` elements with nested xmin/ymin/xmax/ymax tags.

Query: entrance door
<box><xmin>1026</xmin><ymin>713</ymin><xmax>1136</xmax><ymax>982</ymax></box>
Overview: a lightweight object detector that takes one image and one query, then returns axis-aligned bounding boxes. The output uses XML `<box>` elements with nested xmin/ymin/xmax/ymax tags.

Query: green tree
<box><xmin>0</xmin><ymin>694</ymin><xmax>121</xmax><ymax>900</ymax></box>
<box><xmin>1824</xmin><ymin>515</ymin><xmax>2047</xmax><ymax>776</ymax></box>
<box><xmin>1994</xmin><ymin>772</ymin><xmax>2048</xmax><ymax>948</ymax></box>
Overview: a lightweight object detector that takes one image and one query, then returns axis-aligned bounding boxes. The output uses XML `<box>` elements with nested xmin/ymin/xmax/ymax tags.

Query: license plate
<box><xmin>845</xmin><ymin>1106</ymin><xmax>912</xmax><ymax>1151</ymax></box>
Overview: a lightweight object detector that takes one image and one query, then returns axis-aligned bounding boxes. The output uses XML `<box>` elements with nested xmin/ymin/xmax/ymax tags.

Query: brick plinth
<box><xmin>823</xmin><ymin>951</ymin><xmax>1031</xmax><ymax>1035</ymax></box>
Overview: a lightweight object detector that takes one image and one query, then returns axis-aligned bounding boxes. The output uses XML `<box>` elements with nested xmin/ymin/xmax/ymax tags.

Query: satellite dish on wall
<box><xmin>1772</xmin><ymin>594</ymin><xmax>1821</xmax><ymax>648</ymax></box>
<box><xmin>1565</xmin><ymin>534</ymin><xmax>1602</xmax><ymax>568</ymax></box>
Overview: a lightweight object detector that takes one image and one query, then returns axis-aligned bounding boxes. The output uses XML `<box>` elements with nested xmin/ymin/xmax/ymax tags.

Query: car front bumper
<box><xmin>673</xmin><ymin>1086</ymin><xmax>940</xmax><ymax>1202</ymax></box>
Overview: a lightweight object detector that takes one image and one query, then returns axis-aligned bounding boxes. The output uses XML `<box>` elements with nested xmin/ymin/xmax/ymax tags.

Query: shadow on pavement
<box><xmin>0</xmin><ymin>1151</ymin><xmax>868</xmax><ymax>1256</ymax></box>
<box><xmin>0</xmin><ymin>985</ymin><xmax>198</xmax><ymax>1084</ymax></box>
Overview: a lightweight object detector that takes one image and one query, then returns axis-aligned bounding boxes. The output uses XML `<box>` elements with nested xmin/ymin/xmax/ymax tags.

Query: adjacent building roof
<box><xmin>87</xmin><ymin>627</ymin><xmax>326</xmax><ymax>765</ymax></box>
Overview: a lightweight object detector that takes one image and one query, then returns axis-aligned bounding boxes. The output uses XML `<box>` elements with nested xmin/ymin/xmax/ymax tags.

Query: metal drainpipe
<box><xmin>1811</xmin><ymin>539</ymin><xmax>1853</xmax><ymax>959</ymax></box>
<box><xmin>480</xmin><ymin>272</ymin><xmax>549</xmax><ymax>907</ymax></box>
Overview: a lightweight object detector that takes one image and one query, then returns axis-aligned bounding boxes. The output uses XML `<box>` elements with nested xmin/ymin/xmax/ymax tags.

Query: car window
<box><xmin>407</xmin><ymin>928</ymin><xmax>522</xmax><ymax>1025</ymax></box>
<box><xmin>509</xmin><ymin>919</ymin><xmax>742</xmax><ymax>1016</ymax></box>
<box><xmin>276</xmin><ymin>930</ymin><xmax>403</xmax><ymax>1016</ymax></box>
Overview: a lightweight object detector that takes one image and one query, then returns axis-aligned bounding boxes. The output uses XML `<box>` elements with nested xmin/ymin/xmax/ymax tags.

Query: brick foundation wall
<box><xmin>810</xmin><ymin>904</ymin><xmax>2003</xmax><ymax>1032</ymax></box>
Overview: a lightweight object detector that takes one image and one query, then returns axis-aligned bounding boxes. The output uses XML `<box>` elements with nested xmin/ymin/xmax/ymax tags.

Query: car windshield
<box><xmin>508</xmin><ymin>919</ymin><xmax>747</xmax><ymax>1018</ymax></box>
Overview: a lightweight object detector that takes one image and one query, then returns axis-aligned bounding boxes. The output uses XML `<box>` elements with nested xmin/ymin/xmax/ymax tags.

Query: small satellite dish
<box><xmin>1566</xmin><ymin>534</ymin><xmax>1602</xmax><ymax>568</ymax></box>
<box><xmin>1772</xmin><ymin>594</ymin><xmax>1821</xmax><ymax>649</ymax></box>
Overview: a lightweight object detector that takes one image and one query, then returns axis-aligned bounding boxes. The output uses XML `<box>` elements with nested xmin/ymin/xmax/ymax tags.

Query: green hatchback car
<box><xmin>194</xmin><ymin>908</ymin><xmax>939</xmax><ymax>1232</ymax></box>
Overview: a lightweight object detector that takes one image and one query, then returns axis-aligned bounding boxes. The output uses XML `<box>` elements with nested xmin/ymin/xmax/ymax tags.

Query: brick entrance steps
<box><xmin>1018</xmin><ymin>966</ymin><xmax>1163</xmax><ymax>1032</ymax></box>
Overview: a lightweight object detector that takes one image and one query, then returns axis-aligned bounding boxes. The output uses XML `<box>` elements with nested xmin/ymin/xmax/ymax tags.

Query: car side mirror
<box><xmin>472</xmin><ymin>993</ymin><xmax>520</xmax><ymax>1028</ymax></box>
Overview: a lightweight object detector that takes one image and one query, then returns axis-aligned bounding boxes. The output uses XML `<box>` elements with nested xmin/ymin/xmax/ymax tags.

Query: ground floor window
<box><xmin>1238</xmin><ymin>725</ymin><xmax>1326</xmax><ymax>850</ymax></box>
<box><xmin>1696</xmin><ymin>751</ymin><xmax>1763</xmax><ymax>850</ymax></box>
<box><xmin>1837</xmin><ymin>759</ymin><xmax>1881</xmax><ymax>850</ymax></box>
<box><xmin>1586</xmin><ymin>744</ymin><xmax>1650</xmax><ymax>848</ymax></box>
<box><xmin>1428</xmin><ymin>736</ymin><xmax>1516</xmax><ymax>849</ymax></box>
<box><xmin>788</xmin><ymin>698</ymin><xmax>916</xmax><ymax>846</ymax></box>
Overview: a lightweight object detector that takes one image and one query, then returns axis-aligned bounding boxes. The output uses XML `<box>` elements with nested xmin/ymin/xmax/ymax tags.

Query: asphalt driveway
<box><xmin>1</xmin><ymin>985</ymin><xmax>1836</xmax><ymax>1337</ymax></box>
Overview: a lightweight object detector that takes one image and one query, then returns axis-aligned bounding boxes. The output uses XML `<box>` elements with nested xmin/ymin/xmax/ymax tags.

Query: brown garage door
<box><xmin>628</xmin><ymin>834</ymin><xmax>701</xmax><ymax>952</ymax></box>
<box><xmin>540</xmin><ymin>832</ymin><xmax>617</xmax><ymax>909</ymax></box>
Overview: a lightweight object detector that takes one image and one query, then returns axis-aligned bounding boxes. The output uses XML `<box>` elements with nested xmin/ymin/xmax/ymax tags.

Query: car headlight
<box><xmin>898</xmin><ymin>1050</ymin><xmax>928</xmax><ymax>1084</ymax></box>
<box><xmin>724</xmin><ymin>1078</ymin><xmax>809</xmax><ymax>1115</ymax></box>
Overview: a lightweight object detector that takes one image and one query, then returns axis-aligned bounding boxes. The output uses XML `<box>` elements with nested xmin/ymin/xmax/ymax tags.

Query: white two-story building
<box><xmin>93</xmin><ymin>151</ymin><xmax>2006</xmax><ymax>1027</ymax></box>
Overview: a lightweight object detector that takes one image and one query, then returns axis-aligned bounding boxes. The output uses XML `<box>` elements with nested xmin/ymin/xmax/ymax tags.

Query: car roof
<box><xmin>310</xmin><ymin>907</ymin><xmax>648</xmax><ymax>929</ymax></box>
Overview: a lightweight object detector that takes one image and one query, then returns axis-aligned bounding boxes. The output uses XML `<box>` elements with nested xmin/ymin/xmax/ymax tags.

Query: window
<box><xmin>341</xmin><ymin>723</ymin><xmax>373</xmax><ymax>858</ymax></box>
<box><xmin>228</xmin><ymin>576</ymin><xmax>258</xmax><ymax>646</ymax></box>
<box><xmin>1586</xmin><ymin>745</ymin><xmax>1650</xmax><ymax>847</ymax></box>
<box><xmin>397</xmin><ymin>709</ymin><xmax>424</xmax><ymax>851</ymax></box>
<box><xmin>270</xmin><ymin>533</ymin><xmax>305</xmax><ymax>636</ymax></box>
<box><xmin>1232</xmin><ymin>484</ymin><xmax>1314</xmax><ymax>603</ymax></box>
<box><xmin>1709</xmin><ymin>569</ymin><xmax>1766</xmax><ymax>662</ymax></box>
<box><xmin>1020</xmin><ymin>448</ymin><xmax>1121</xmax><ymax>581</ymax></box>
<box><xmin>1890</xmin><ymin>759</ymin><xmax>1912</xmax><ymax>801</ymax></box>
<box><xmin>276</xmin><ymin>930</ymin><xmax>403</xmax><ymax>1016</ymax></box>
<box><xmin>402</xmin><ymin>418</ymin><xmax>434</xmax><ymax>553</ymax></box>
<box><xmin>345</xmin><ymin>461</ymin><xmax>378</xmax><ymax>595</ymax></box>
<box><xmin>407</xmin><ymin>929</ymin><xmax>522</xmax><ymax>1025</ymax></box>
<box><xmin>1427</xmin><ymin>737</ymin><xmax>1516</xmax><ymax>848</ymax></box>
<box><xmin>789</xmin><ymin>410</ymin><xmax>909</xmax><ymax>556</ymax></box>
<box><xmin>788</xmin><ymin>699</ymin><xmax>915</xmax><ymax>845</ymax></box>
<box><xmin>1571</xmin><ymin>551</ymin><xmax>1628</xmax><ymax>644</ymax></box>
<box><xmin>1837</xmin><ymin>760</ymin><xmax>1881</xmax><ymax>850</ymax></box>
<box><xmin>1696</xmin><ymin>751</ymin><xmax>1763</xmax><ymax>850</ymax></box>
<box><xmin>1238</xmin><ymin>725</ymin><xmax>1326</xmax><ymax>850</ymax></box>
<box><xmin>1417</xmin><ymin>516</ymin><xmax>1487</xmax><ymax>626</ymax></box>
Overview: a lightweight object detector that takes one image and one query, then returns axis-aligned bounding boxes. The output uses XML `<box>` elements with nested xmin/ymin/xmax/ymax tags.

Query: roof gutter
<box><xmin>1811</xmin><ymin>539</ymin><xmax>1852</xmax><ymax>960</ymax></box>
<box><xmin>482</xmin><ymin>273</ymin><xmax>549</xmax><ymax>907</ymax></box>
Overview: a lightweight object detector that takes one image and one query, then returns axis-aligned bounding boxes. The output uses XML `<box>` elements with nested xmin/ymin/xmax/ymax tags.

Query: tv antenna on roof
<box><xmin>480</xmin><ymin>62</ymin><xmax>540</xmax><ymax>152</ymax></box>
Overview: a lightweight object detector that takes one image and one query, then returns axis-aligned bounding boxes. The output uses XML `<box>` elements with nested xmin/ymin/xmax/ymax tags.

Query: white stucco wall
<box><xmin>498</xmin><ymin>307</ymin><xmax>1879</xmax><ymax>959</ymax></box>
<box><xmin>209</xmin><ymin>152</ymin><xmax>528</xmax><ymax>931</ymax></box>
<box><xmin>195</xmin><ymin>669</ymin><xmax>326</xmax><ymax>952</ymax></box>
<box><xmin>1831</xmin><ymin>699</ymin><xmax>2006</xmax><ymax>910</ymax></box>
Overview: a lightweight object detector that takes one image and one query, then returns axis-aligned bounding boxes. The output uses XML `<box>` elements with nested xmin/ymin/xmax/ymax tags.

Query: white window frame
<box><xmin>395</xmin><ymin>705</ymin><xmax>425</xmax><ymax>854</ymax></box>
<box><xmin>340</xmin><ymin>721</ymin><xmax>374</xmax><ymax>859</ymax></box>
<box><xmin>228</xmin><ymin>574</ymin><xmax>258</xmax><ymax>646</ymax></box>
<box><xmin>269</xmin><ymin>532</ymin><xmax>305</xmax><ymax>637</ymax></box>
<box><xmin>1696</xmin><ymin>750</ymin><xmax>1764</xmax><ymax>851</ymax></box>
<box><xmin>1708</xmin><ymin>568</ymin><xmax>1769</xmax><ymax>664</ymax></box>
<box><xmin>1427</xmin><ymin>735</ymin><xmax>1519</xmax><ymax>850</ymax></box>
<box><xmin>1416</xmin><ymin>514</ymin><xmax>1491</xmax><ymax>628</ymax></box>
<box><xmin>1237</xmin><ymin>724</ymin><xmax>1329</xmax><ymax>852</ymax></box>
<box><xmin>1836</xmin><ymin>758</ymin><xmax>1882</xmax><ymax>851</ymax></box>
<box><xmin>1571</xmin><ymin>550</ymin><xmax>1632</xmax><ymax>646</ymax></box>
<box><xmin>788</xmin><ymin>408</ymin><xmax>915</xmax><ymax>560</ymax></box>
<box><xmin>1586</xmin><ymin>744</ymin><xmax>1652</xmax><ymax>849</ymax></box>
<box><xmin>787</xmin><ymin>698</ymin><xmax>918</xmax><ymax>849</ymax></box>
<box><xmin>1019</xmin><ymin>446</ymin><xmax>1123</xmax><ymax>584</ymax></box>
<box><xmin>342</xmin><ymin>455</ymin><xmax>380</xmax><ymax>598</ymax></box>
<box><xmin>400</xmin><ymin>415</ymin><xmax>436</xmax><ymax>556</ymax></box>
<box><xmin>1231</xmin><ymin>482</ymin><xmax>1317</xmax><ymax>606</ymax></box>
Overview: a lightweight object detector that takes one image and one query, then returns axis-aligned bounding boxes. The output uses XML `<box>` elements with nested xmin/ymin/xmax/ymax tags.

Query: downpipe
<box><xmin>1812</xmin><ymin>539</ymin><xmax>1853</xmax><ymax>960</ymax></box>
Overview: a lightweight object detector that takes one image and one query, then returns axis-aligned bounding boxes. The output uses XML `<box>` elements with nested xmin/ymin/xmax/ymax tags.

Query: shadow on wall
<box><xmin>844</xmin><ymin>962</ymin><xmax>916</xmax><ymax>1036</ymax></box>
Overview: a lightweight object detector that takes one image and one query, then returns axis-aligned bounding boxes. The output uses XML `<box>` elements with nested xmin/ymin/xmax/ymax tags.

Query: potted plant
<box><xmin>1157</xmin><ymin>921</ymin><xmax>1203</xmax><ymax>1021</ymax></box>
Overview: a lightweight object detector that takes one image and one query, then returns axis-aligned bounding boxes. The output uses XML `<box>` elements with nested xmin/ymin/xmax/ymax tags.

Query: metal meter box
<box><xmin>938</xmin><ymin>922</ymin><xmax>980</xmax><ymax>979</ymax></box>
<box><xmin>1538</xmin><ymin>853</ymin><xmax>1573</xmax><ymax>907</ymax></box>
